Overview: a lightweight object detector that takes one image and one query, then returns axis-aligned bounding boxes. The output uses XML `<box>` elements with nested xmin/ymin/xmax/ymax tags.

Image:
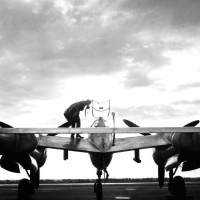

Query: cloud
<box><xmin>173</xmin><ymin>99</ymin><xmax>200</xmax><ymax>106</ymax></box>
<box><xmin>113</xmin><ymin>99</ymin><xmax>200</xmax><ymax>123</ymax></box>
<box><xmin>122</xmin><ymin>69</ymin><xmax>154</xmax><ymax>88</ymax></box>
<box><xmin>1</xmin><ymin>0</ymin><xmax>200</xmax><ymax>118</ymax></box>
<box><xmin>118</xmin><ymin>0</ymin><xmax>200</xmax><ymax>29</ymax></box>
<box><xmin>178</xmin><ymin>82</ymin><xmax>200</xmax><ymax>91</ymax></box>
<box><xmin>1</xmin><ymin>0</ymin><xmax>200</xmax><ymax>181</ymax></box>
<box><xmin>1</xmin><ymin>0</ymin><xmax>199</xmax><ymax>77</ymax></box>
<box><xmin>114</xmin><ymin>105</ymin><xmax>176</xmax><ymax>121</ymax></box>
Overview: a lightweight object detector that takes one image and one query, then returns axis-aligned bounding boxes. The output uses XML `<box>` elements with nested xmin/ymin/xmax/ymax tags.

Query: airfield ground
<box><xmin>0</xmin><ymin>182</ymin><xmax>200</xmax><ymax>200</ymax></box>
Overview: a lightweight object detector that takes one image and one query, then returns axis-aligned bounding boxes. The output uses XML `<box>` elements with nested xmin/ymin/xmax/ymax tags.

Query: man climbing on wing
<box><xmin>62</xmin><ymin>99</ymin><xmax>91</xmax><ymax>138</ymax></box>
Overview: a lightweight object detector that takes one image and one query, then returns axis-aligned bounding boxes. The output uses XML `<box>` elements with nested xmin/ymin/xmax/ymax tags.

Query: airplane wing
<box><xmin>37</xmin><ymin>134</ymin><xmax>171</xmax><ymax>154</ymax></box>
<box><xmin>37</xmin><ymin>135</ymin><xmax>101</xmax><ymax>153</ymax></box>
<box><xmin>107</xmin><ymin>134</ymin><xmax>171</xmax><ymax>153</ymax></box>
<box><xmin>1</xmin><ymin>127</ymin><xmax>200</xmax><ymax>134</ymax></box>
<box><xmin>1</xmin><ymin>127</ymin><xmax>199</xmax><ymax>154</ymax></box>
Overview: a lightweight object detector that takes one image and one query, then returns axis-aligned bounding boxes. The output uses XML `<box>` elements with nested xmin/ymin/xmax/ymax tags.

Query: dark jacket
<box><xmin>64</xmin><ymin>101</ymin><xmax>86</xmax><ymax>118</ymax></box>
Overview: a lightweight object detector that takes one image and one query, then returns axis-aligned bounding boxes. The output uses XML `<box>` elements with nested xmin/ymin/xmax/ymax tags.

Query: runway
<box><xmin>1</xmin><ymin>182</ymin><xmax>200</xmax><ymax>200</ymax></box>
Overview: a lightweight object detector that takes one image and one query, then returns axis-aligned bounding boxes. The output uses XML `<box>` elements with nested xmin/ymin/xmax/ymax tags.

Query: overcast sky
<box><xmin>1</xmin><ymin>0</ymin><xmax>200</xmax><ymax>181</ymax></box>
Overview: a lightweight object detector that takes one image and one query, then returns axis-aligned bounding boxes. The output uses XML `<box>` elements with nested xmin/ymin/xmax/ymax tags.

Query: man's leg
<box><xmin>76</xmin><ymin>116</ymin><xmax>83</xmax><ymax>139</ymax></box>
<box><xmin>70</xmin><ymin>121</ymin><xmax>76</xmax><ymax>138</ymax></box>
<box><xmin>59</xmin><ymin>121</ymin><xmax>72</xmax><ymax>127</ymax></box>
<box><xmin>64</xmin><ymin>113</ymin><xmax>75</xmax><ymax>138</ymax></box>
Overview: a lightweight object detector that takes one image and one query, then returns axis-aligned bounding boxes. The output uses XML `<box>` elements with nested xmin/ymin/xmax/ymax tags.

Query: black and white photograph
<box><xmin>0</xmin><ymin>0</ymin><xmax>200</xmax><ymax>199</ymax></box>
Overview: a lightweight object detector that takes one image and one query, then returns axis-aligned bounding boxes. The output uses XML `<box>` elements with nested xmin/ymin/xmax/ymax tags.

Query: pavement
<box><xmin>0</xmin><ymin>182</ymin><xmax>200</xmax><ymax>200</ymax></box>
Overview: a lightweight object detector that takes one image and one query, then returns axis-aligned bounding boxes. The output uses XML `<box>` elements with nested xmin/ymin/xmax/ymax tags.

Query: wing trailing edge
<box><xmin>107</xmin><ymin>134</ymin><xmax>171</xmax><ymax>153</ymax></box>
<box><xmin>37</xmin><ymin>135</ymin><xmax>101</xmax><ymax>153</ymax></box>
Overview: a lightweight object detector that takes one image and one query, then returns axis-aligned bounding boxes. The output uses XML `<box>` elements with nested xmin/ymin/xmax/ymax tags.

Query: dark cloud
<box><xmin>2</xmin><ymin>0</ymin><xmax>198</xmax><ymax>81</ymax></box>
<box><xmin>0</xmin><ymin>0</ymin><xmax>124</xmax><ymax>75</ymax></box>
<box><xmin>118</xmin><ymin>0</ymin><xmax>200</xmax><ymax>30</ymax></box>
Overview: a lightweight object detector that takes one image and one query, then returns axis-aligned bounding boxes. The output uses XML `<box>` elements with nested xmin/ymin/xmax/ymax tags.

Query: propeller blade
<box><xmin>123</xmin><ymin>119</ymin><xmax>150</xmax><ymax>136</ymax></box>
<box><xmin>123</xmin><ymin>119</ymin><xmax>139</xmax><ymax>127</ymax></box>
<box><xmin>184</xmin><ymin>120</ymin><xmax>199</xmax><ymax>127</ymax></box>
<box><xmin>48</xmin><ymin>122</ymin><xmax>71</xmax><ymax>136</ymax></box>
<box><xmin>0</xmin><ymin>121</ymin><xmax>13</xmax><ymax>128</ymax></box>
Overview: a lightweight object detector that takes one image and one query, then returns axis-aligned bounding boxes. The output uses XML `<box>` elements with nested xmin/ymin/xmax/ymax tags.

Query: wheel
<box><xmin>96</xmin><ymin>182</ymin><xmax>103</xmax><ymax>200</ymax></box>
<box><xmin>168</xmin><ymin>176</ymin><xmax>186</xmax><ymax>198</ymax></box>
<box><xmin>18</xmin><ymin>179</ymin><xmax>31</xmax><ymax>200</ymax></box>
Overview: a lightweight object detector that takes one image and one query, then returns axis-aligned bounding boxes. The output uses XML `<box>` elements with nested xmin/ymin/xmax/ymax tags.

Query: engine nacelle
<box><xmin>172</xmin><ymin>132</ymin><xmax>200</xmax><ymax>151</ymax></box>
<box><xmin>0</xmin><ymin>134</ymin><xmax>37</xmax><ymax>154</ymax></box>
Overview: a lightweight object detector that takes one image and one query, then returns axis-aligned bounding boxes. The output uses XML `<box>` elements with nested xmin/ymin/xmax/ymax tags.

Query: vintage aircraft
<box><xmin>0</xmin><ymin>103</ymin><xmax>200</xmax><ymax>199</ymax></box>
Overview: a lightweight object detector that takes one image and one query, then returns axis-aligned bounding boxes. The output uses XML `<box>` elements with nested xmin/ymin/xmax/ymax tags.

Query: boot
<box><xmin>76</xmin><ymin>134</ymin><xmax>84</xmax><ymax>139</ymax></box>
<box><xmin>71</xmin><ymin>133</ymin><xmax>75</xmax><ymax>138</ymax></box>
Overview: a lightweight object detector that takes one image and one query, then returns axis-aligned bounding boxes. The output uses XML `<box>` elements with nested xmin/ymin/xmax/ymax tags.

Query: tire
<box><xmin>18</xmin><ymin>179</ymin><xmax>31</xmax><ymax>200</ymax></box>
<box><xmin>96</xmin><ymin>182</ymin><xmax>103</xmax><ymax>200</ymax></box>
<box><xmin>168</xmin><ymin>176</ymin><xmax>186</xmax><ymax>198</ymax></box>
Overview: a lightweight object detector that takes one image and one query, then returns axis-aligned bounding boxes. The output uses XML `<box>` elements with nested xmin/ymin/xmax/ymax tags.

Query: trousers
<box><xmin>59</xmin><ymin>112</ymin><xmax>81</xmax><ymax>128</ymax></box>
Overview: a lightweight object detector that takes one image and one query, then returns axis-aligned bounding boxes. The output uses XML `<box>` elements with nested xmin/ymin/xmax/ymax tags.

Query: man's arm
<box><xmin>78</xmin><ymin>101</ymin><xmax>86</xmax><ymax>111</ymax></box>
<box><xmin>67</xmin><ymin>103</ymin><xmax>80</xmax><ymax>117</ymax></box>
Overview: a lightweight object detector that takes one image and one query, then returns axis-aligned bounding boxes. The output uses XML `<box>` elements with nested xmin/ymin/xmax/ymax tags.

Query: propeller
<box><xmin>123</xmin><ymin>119</ymin><xmax>151</xmax><ymax>136</ymax></box>
<box><xmin>0</xmin><ymin>121</ymin><xmax>13</xmax><ymax>128</ymax></box>
<box><xmin>47</xmin><ymin>122</ymin><xmax>70</xmax><ymax>136</ymax></box>
<box><xmin>123</xmin><ymin>119</ymin><xmax>139</xmax><ymax>127</ymax></box>
<box><xmin>184</xmin><ymin>120</ymin><xmax>199</xmax><ymax>127</ymax></box>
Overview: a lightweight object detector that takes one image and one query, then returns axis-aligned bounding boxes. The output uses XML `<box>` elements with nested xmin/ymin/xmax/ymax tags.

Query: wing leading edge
<box><xmin>1</xmin><ymin>127</ymin><xmax>200</xmax><ymax>134</ymax></box>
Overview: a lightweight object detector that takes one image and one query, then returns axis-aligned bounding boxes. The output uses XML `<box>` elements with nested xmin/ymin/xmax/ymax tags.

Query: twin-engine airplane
<box><xmin>0</xmin><ymin>113</ymin><xmax>200</xmax><ymax>199</ymax></box>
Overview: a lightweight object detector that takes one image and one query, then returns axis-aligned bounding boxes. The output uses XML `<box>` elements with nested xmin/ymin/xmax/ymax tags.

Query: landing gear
<box><xmin>94</xmin><ymin>169</ymin><xmax>103</xmax><ymax>200</ymax></box>
<box><xmin>18</xmin><ymin>179</ymin><xmax>32</xmax><ymax>200</ymax></box>
<box><xmin>167</xmin><ymin>169</ymin><xmax>187</xmax><ymax>200</ymax></box>
<box><xmin>94</xmin><ymin>179</ymin><xmax>103</xmax><ymax>200</ymax></box>
<box><xmin>94</xmin><ymin>169</ymin><xmax>109</xmax><ymax>200</ymax></box>
<box><xmin>17</xmin><ymin>169</ymin><xmax>40</xmax><ymax>199</ymax></box>
<box><xmin>168</xmin><ymin>176</ymin><xmax>186</xmax><ymax>198</ymax></box>
<box><xmin>158</xmin><ymin>165</ymin><xmax>165</xmax><ymax>188</ymax></box>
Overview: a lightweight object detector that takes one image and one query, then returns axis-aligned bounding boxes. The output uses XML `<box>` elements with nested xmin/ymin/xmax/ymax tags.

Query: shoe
<box><xmin>76</xmin><ymin>134</ymin><xmax>84</xmax><ymax>139</ymax></box>
<box><xmin>71</xmin><ymin>134</ymin><xmax>75</xmax><ymax>138</ymax></box>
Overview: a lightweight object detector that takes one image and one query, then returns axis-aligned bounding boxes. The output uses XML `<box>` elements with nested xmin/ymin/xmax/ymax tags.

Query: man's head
<box><xmin>85</xmin><ymin>99</ymin><xmax>91</xmax><ymax>105</ymax></box>
<box><xmin>85</xmin><ymin>99</ymin><xmax>91</xmax><ymax>109</ymax></box>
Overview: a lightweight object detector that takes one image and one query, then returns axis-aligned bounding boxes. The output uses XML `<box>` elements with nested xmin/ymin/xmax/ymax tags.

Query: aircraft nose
<box><xmin>91</xmin><ymin>133</ymin><xmax>113</xmax><ymax>152</ymax></box>
<box><xmin>99</xmin><ymin>138</ymin><xmax>108</xmax><ymax>152</ymax></box>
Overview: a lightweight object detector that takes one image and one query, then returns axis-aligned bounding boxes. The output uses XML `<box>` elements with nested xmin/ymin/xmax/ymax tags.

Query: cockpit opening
<box><xmin>91</xmin><ymin>117</ymin><xmax>109</xmax><ymax>128</ymax></box>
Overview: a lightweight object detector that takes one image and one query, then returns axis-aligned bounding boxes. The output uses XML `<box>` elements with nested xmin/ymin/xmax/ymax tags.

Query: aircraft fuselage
<box><xmin>87</xmin><ymin>117</ymin><xmax>113</xmax><ymax>170</ymax></box>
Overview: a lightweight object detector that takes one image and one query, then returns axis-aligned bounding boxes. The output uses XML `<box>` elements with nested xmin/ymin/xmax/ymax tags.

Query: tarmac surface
<box><xmin>1</xmin><ymin>182</ymin><xmax>200</xmax><ymax>200</ymax></box>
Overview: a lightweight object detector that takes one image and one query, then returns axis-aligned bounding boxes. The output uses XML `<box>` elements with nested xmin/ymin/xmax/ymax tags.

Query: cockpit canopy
<box><xmin>91</xmin><ymin>117</ymin><xmax>109</xmax><ymax>127</ymax></box>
